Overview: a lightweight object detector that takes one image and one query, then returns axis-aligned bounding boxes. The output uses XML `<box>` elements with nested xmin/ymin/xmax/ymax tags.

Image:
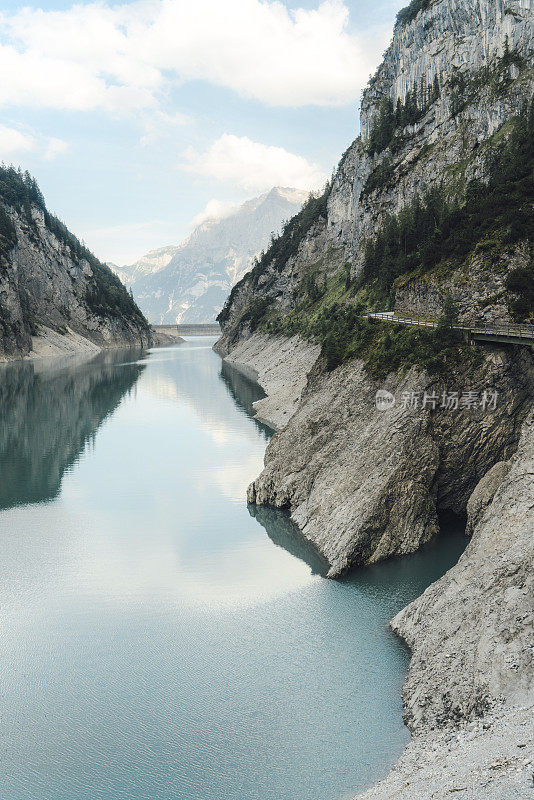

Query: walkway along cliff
<box><xmin>215</xmin><ymin>0</ymin><xmax>534</xmax><ymax>796</ymax></box>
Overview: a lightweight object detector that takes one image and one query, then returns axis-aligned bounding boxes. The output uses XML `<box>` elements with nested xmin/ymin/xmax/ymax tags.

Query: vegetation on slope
<box><xmin>360</xmin><ymin>99</ymin><xmax>534</xmax><ymax>315</ymax></box>
<box><xmin>218</xmin><ymin>183</ymin><xmax>331</xmax><ymax>325</ymax></box>
<box><xmin>396</xmin><ymin>0</ymin><xmax>432</xmax><ymax>27</ymax></box>
<box><xmin>219</xmin><ymin>101</ymin><xmax>532</xmax><ymax>378</ymax></box>
<box><xmin>367</xmin><ymin>76</ymin><xmax>440</xmax><ymax>156</ymax></box>
<box><xmin>262</xmin><ymin>269</ymin><xmax>466</xmax><ymax>379</ymax></box>
<box><xmin>0</xmin><ymin>166</ymin><xmax>148</xmax><ymax>327</ymax></box>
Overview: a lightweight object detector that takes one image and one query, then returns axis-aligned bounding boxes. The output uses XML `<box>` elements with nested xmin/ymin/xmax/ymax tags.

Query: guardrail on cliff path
<box><xmin>366</xmin><ymin>312</ymin><xmax>534</xmax><ymax>346</ymax></box>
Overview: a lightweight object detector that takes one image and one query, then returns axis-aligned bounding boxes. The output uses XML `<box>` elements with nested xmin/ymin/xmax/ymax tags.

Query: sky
<box><xmin>0</xmin><ymin>0</ymin><xmax>406</xmax><ymax>265</ymax></box>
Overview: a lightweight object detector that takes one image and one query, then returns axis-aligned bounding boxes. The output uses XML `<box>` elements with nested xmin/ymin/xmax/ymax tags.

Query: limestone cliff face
<box><xmin>217</xmin><ymin>0</ymin><xmax>533</xmax><ymax>350</ymax></box>
<box><xmin>391</xmin><ymin>410</ymin><xmax>534</xmax><ymax>732</ymax></box>
<box><xmin>230</xmin><ymin>333</ymin><xmax>532</xmax><ymax>577</ymax></box>
<box><xmin>0</xmin><ymin>175</ymin><xmax>151</xmax><ymax>360</ymax></box>
<box><xmin>216</xmin><ymin>0</ymin><xmax>534</xmax><ymax>574</ymax></box>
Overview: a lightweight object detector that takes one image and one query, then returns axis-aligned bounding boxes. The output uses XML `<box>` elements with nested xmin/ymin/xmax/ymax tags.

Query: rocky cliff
<box><xmin>0</xmin><ymin>167</ymin><xmax>151</xmax><ymax>360</ymax></box>
<box><xmin>218</xmin><ymin>0</ymin><xmax>533</xmax><ymax>350</ymax></box>
<box><xmin>216</xmin><ymin>0</ymin><xmax>534</xmax><ymax>574</ymax></box>
<box><xmin>215</xmin><ymin>1</ymin><xmax>534</xmax><ymax>794</ymax></box>
<box><xmin>354</xmin><ymin>411</ymin><xmax>533</xmax><ymax>800</ymax></box>
<box><xmin>116</xmin><ymin>187</ymin><xmax>307</xmax><ymax>324</ymax></box>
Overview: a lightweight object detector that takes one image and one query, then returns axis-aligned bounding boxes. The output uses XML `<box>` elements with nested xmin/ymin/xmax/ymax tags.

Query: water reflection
<box><xmin>0</xmin><ymin>339</ymin><xmax>467</xmax><ymax>800</ymax></box>
<box><xmin>0</xmin><ymin>350</ymin><xmax>145</xmax><ymax>510</ymax></box>
<box><xmin>248</xmin><ymin>504</ymin><xmax>330</xmax><ymax>576</ymax></box>
<box><xmin>219</xmin><ymin>359</ymin><xmax>271</xmax><ymax>439</ymax></box>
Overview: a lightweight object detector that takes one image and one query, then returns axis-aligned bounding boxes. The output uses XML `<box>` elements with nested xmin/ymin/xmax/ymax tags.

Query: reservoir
<box><xmin>0</xmin><ymin>338</ymin><xmax>465</xmax><ymax>800</ymax></box>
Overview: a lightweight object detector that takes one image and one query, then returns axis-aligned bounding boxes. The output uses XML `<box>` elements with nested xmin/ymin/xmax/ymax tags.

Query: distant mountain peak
<box><xmin>112</xmin><ymin>187</ymin><xmax>306</xmax><ymax>324</ymax></box>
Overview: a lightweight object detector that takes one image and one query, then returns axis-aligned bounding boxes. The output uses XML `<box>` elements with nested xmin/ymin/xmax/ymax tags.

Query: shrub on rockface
<box><xmin>506</xmin><ymin>258</ymin><xmax>534</xmax><ymax>321</ymax></box>
<box><xmin>396</xmin><ymin>0</ymin><xmax>432</xmax><ymax>26</ymax></box>
<box><xmin>361</xmin><ymin>100</ymin><xmax>534</xmax><ymax>304</ymax></box>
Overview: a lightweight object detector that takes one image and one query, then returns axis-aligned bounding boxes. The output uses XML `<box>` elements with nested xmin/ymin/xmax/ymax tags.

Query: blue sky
<box><xmin>0</xmin><ymin>0</ymin><xmax>405</xmax><ymax>264</ymax></box>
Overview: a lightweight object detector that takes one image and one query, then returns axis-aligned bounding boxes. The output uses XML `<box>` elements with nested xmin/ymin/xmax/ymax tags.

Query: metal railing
<box><xmin>365</xmin><ymin>312</ymin><xmax>534</xmax><ymax>343</ymax></box>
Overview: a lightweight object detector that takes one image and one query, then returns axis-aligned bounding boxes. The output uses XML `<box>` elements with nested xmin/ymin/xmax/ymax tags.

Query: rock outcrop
<box><xmin>353</xmin><ymin>411</ymin><xmax>534</xmax><ymax>800</ymax></box>
<box><xmin>392</xmin><ymin>411</ymin><xmax>534</xmax><ymax>732</ymax></box>
<box><xmin>224</xmin><ymin>333</ymin><xmax>533</xmax><ymax>576</ymax></box>
<box><xmin>0</xmin><ymin>168</ymin><xmax>151</xmax><ymax>360</ymax></box>
<box><xmin>216</xmin><ymin>332</ymin><xmax>321</xmax><ymax>430</ymax></box>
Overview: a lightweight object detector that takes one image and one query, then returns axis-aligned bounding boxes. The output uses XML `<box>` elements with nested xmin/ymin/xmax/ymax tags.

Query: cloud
<box><xmin>44</xmin><ymin>137</ymin><xmax>69</xmax><ymax>160</ymax></box>
<box><xmin>0</xmin><ymin>125</ymin><xmax>35</xmax><ymax>156</ymax></box>
<box><xmin>0</xmin><ymin>0</ymin><xmax>389</xmax><ymax>112</ymax></box>
<box><xmin>0</xmin><ymin>124</ymin><xmax>66</xmax><ymax>161</ymax></box>
<box><xmin>79</xmin><ymin>219</ymin><xmax>182</xmax><ymax>265</ymax></box>
<box><xmin>139</xmin><ymin>110</ymin><xmax>193</xmax><ymax>146</ymax></box>
<box><xmin>189</xmin><ymin>198</ymin><xmax>239</xmax><ymax>228</ymax></box>
<box><xmin>181</xmin><ymin>134</ymin><xmax>327</xmax><ymax>192</ymax></box>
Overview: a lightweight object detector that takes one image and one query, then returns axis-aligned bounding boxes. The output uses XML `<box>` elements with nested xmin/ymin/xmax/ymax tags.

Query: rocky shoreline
<box><xmin>216</xmin><ymin>331</ymin><xmax>534</xmax><ymax>800</ymax></box>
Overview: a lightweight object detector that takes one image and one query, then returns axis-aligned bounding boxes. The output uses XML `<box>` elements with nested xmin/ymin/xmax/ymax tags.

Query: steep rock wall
<box><xmin>0</xmin><ymin>201</ymin><xmax>151</xmax><ymax>360</ymax></box>
<box><xmin>217</xmin><ymin>0</ymin><xmax>533</xmax><ymax>345</ymax></box>
<box><xmin>244</xmin><ymin>341</ymin><xmax>533</xmax><ymax>576</ymax></box>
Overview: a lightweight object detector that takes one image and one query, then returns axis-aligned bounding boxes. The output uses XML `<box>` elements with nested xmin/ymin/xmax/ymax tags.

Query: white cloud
<box><xmin>79</xmin><ymin>219</ymin><xmax>182</xmax><ymax>265</ymax></box>
<box><xmin>139</xmin><ymin>110</ymin><xmax>193</xmax><ymax>146</ymax></box>
<box><xmin>181</xmin><ymin>134</ymin><xmax>327</xmax><ymax>192</ymax></box>
<box><xmin>0</xmin><ymin>125</ymin><xmax>68</xmax><ymax>161</ymax></box>
<box><xmin>44</xmin><ymin>137</ymin><xmax>69</xmax><ymax>160</ymax></box>
<box><xmin>189</xmin><ymin>198</ymin><xmax>239</xmax><ymax>228</ymax></box>
<box><xmin>0</xmin><ymin>0</ymin><xmax>389</xmax><ymax>112</ymax></box>
<box><xmin>0</xmin><ymin>125</ymin><xmax>35</xmax><ymax>156</ymax></box>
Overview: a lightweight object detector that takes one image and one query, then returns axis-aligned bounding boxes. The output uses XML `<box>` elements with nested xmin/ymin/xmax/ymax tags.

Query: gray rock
<box><xmin>465</xmin><ymin>459</ymin><xmax>512</xmax><ymax>535</ymax></box>
<box><xmin>0</xmin><ymin>200</ymin><xmax>151</xmax><ymax>360</ymax></box>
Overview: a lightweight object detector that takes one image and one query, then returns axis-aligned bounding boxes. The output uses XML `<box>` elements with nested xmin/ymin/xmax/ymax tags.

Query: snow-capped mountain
<box><xmin>113</xmin><ymin>187</ymin><xmax>308</xmax><ymax>324</ymax></box>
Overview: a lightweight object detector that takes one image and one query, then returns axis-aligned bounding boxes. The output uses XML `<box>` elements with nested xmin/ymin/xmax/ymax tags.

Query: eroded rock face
<box><xmin>394</xmin><ymin>243</ymin><xmax>532</xmax><ymax>325</ymax></box>
<box><xmin>0</xmin><ymin>206</ymin><xmax>151</xmax><ymax>360</ymax></box>
<box><xmin>218</xmin><ymin>333</ymin><xmax>321</xmax><ymax>431</ymax></box>
<box><xmin>243</xmin><ymin>336</ymin><xmax>533</xmax><ymax>576</ymax></box>
<box><xmin>465</xmin><ymin>458</ymin><xmax>512</xmax><ymax>534</ymax></box>
<box><xmin>247</xmin><ymin>359</ymin><xmax>440</xmax><ymax>575</ymax></box>
<box><xmin>392</xmin><ymin>410</ymin><xmax>534</xmax><ymax>731</ymax></box>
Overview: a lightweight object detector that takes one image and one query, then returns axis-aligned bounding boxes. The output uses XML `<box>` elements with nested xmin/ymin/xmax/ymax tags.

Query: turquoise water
<box><xmin>0</xmin><ymin>338</ymin><xmax>466</xmax><ymax>800</ymax></box>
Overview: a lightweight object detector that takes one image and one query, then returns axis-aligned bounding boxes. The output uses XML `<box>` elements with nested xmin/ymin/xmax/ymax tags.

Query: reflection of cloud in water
<box><xmin>207</xmin><ymin>454</ymin><xmax>264</xmax><ymax>503</ymax></box>
<box><xmin>138</xmin><ymin>342</ymin><xmax>270</xmax><ymax>448</ymax></box>
<box><xmin>0</xmin><ymin>502</ymin><xmax>314</xmax><ymax>619</ymax></box>
<box><xmin>74</xmin><ymin>528</ymin><xmax>316</xmax><ymax>609</ymax></box>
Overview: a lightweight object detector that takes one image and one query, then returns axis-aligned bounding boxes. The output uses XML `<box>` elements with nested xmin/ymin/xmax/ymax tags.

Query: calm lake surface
<box><xmin>0</xmin><ymin>338</ymin><xmax>466</xmax><ymax>800</ymax></box>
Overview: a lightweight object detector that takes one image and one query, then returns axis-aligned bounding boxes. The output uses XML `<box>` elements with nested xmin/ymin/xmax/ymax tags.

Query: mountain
<box><xmin>115</xmin><ymin>187</ymin><xmax>308</xmax><ymax>324</ymax></box>
<box><xmin>219</xmin><ymin>2</ymin><xmax>533</xmax><ymax>348</ymax></box>
<box><xmin>0</xmin><ymin>167</ymin><xmax>151</xmax><ymax>360</ymax></box>
<box><xmin>216</xmin><ymin>0</ymin><xmax>534</xmax><ymax>792</ymax></box>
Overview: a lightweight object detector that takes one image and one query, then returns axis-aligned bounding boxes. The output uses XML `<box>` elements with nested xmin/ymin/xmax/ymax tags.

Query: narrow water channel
<box><xmin>0</xmin><ymin>338</ymin><xmax>466</xmax><ymax>800</ymax></box>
